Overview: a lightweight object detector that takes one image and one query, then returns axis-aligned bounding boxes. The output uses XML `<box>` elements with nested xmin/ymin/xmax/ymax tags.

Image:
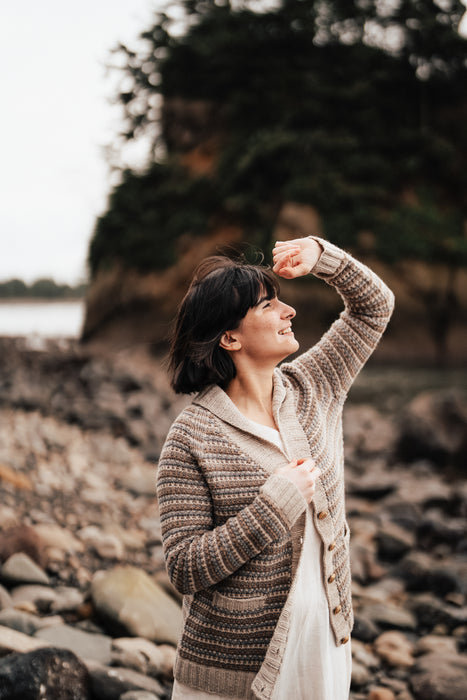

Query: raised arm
<box><xmin>156</xmin><ymin>417</ymin><xmax>307</xmax><ymax>594</ymax></box>
<box><xmin>273</xmin><ymin>237</ymin><xmax>395</xmax><ymax>399</ymax></box>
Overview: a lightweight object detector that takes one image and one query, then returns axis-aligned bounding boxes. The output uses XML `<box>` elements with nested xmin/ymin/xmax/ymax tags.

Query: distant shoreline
<box><xmin>0</xmin><ymin>297</ymin><xmax>84</xmax><ymax>305</ymax></box>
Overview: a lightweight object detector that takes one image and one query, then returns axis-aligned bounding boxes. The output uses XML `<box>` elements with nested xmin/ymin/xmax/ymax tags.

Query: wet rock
<box><xmin>0</xmin><ymin>553</ymin><xmax>49</xmax><ymax>586</ymax></box>
<box><xmin>0</xmin><ymin>647</ymin><xmax>91</xmax><ymax>700</ymax></box>
<box><xmin>410</xmin><ymin>651</ymin><xmax>467</xmax><ymax>700</ymax></box>
<box><xmin>374</xmin><ymin>630</ymin><xmax>415</xmax><ymax>668</ymax></box>
<box><xmin>85</xmin><ymin>660</ymin><xmax>164</xmax><ymax>700</ymax></box>
<box><xmin>36</xmin><ymin>623</ymin><xmax>113</xmax><ymax>664</ymax></box>
<box><xmin>91</xmin><ymin>566</ymin><xmax>182</xmax><ymax>645</ymax></box>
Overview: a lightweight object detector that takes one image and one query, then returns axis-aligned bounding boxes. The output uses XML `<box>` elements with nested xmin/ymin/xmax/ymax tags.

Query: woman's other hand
<box><xmin>275</xmin><ymin>458</ymin><xmax>321</xmax><ymax>504</ymax></box>
<box><xmin>272</xmin><ymin>237</ymin><xmax>323</xmax><ymax>279</ymax></box>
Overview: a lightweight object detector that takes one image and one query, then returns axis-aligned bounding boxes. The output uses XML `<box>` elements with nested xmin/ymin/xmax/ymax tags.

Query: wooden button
<box><xmin>333</xmin><ymin>604</ymin><xmax>342</xmax><ymax>615</ymax></box>
<box><xmin>318</xmin><ymin>511</ymin><xmax>328</xmax><ymax>520</ymax></box>
<box><xmin>328</xmin><ymin>573</ymin><xmax>336</xmax><ymax>583</ymax></box>
<box><xmin>341</xmin><ymin>636</ymin><xmax>350</xmax><ymax>645</ymax></box>
<box><xmin>328</xmin><ymin>542</ymin><xmax>336</xmax><ymax>551</ymax></box>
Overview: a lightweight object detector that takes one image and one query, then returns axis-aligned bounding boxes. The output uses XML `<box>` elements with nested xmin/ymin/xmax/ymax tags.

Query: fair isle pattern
<box><xmin>156</xmin><ymin>238</ymin><xmax>395</xmax><ymax>699</ymax></box>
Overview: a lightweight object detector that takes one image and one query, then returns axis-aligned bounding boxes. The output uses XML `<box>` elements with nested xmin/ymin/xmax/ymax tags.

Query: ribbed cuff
<box><xmin>310</xmin><ymin>237</ymin><xmax>345</xmax><ymax>277</ymax></box>
<box><xmin>260</xmin><ymin>474</ymin><xmax>307</xmax><ymax>528</ymax></box>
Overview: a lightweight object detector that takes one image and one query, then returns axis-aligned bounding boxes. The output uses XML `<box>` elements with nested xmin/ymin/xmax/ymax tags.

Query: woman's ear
<box><xmin>219</xmin><ymin>332</ymin><xmax>241</xmax><ymax>352</ymax></box>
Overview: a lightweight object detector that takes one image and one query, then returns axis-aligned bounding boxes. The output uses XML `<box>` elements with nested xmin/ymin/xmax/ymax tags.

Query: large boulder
<box><xmin>91</xmin><ymin>566</ymin><xmax>182</xmax><ymax>645</ymax></box>
<box><xmin>0</xmin><ymin>647</ymin><xmax>91</xmax><ymax>700</ymax></box>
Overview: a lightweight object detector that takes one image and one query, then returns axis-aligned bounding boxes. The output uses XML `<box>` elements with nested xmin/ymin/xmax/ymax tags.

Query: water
<box><xmin>0</xmin><ymin>300</ymin><xmax>84</xmax><ymax>338</ymax></box>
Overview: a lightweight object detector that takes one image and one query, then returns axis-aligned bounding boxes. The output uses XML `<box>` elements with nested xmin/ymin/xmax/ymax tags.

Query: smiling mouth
<box><xmin>278</xmin><ymin>327</ymin><xmax>293</xmax><ymax>335</ymax></box>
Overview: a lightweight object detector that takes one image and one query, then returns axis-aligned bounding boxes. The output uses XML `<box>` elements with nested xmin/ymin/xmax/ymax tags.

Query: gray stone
<box><xmin>91</xmin><ymin>566</ymin><xmax>182</xmax><ymax>645</ymax></box>
<box><xmin>120</xmin><ymin>693</ymin><xmax>161</xmax><ymax>700</ymax></box>
<box><xmin>376</xmin><ymin>521</ymin><xmax>415</xmax><ymax>562</ymax></box>
<box><xmin>1</xmin><ymin>553</ymin><xmax>49</xmax><ymax>586</ymax></box>
<box><xmin>49</xmin><ymin>586</ymin><xmax>86</xmax><ymax>613</ymax></box>
<box><xmin>0</xmin><ymin>647</ymin><xmax>91</xmax><ymax>700</ymax></box>
<box><xmin>0</xmin><ymin>608</ymin><xmax>61</xmax><ymax>636</ymax></box>
<box><xmin>0</xmin><ymin>585</ymin><xmax>12</xmax><ymax>611</ymax></box>
<box><xmin>36</xmin><ymin>623</ymin><xmax>113</xmax><ymax>665</ymax></box>
<box><xmin>85</xmin><ymin>660</ymin><xmax>164</xmax><ymax>700</ymax></box>
<box><xmin>0</xmin><ymin>625</ymin><xmax>50</xmax><ymax>655</ymax></box>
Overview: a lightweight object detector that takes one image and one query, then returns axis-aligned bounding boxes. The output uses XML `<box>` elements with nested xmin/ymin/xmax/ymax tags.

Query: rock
<box><xmin>410</xmin><ymin>651</ymin><xmax>467</xmax><ymax>700</ymax></box>
<box><xmin>91</xmin><ymin>566</ymin><xmax>182</xmax><ymax>645</ymax></box>
<box><xmin>10</xmin><ymin>584</ymin><xmax>57</xmax><ymax>613</ymax></box>
<box><xmin>410</xmin><ymin>593</ymin><xmax>467</xmax><ymax>631</ymax></box>
<box><xmin>0</xmin><ymin>608</ymin><xmax>61</xmax><ymax>636</ymax></box>
<box><xmin>0</xmin><ymin>506</ymin><xmax>19</xmax><ymax>531</ymax></box>
<box><xmin>359</xmin><ymin>601</ymin><xmax>417</xmax><ymax>631</ymax></box>
<box><xmin>120</xmin><ymin>692</ymin><xmax>161</xmax><ymax>700</ymax></box>
<box><xmin>77</xmin><ymin>526</ymin><xmax>125</xmax><ymax>560</ymax></box>
<box><xmin>85</xmin><ymin>660</ymin><xmax>164</xmax><ymax>700</ymax></box>
<box><xmin>0</xmin><ymin>585</ymin><xmax>13</xmax><ymax>611</ymax></box>
<box><xmin>351</xmin><ymin>660</ymin><xmax>370</xmax><ymax>688</ymax></box>
<box><xmin>0</xmin><ymin>552</ymin><xmax>49</xmax><ymax>586</ymax></box>
<box><xmin>343</xmin><ymin>405</ymin><xmax>397</xmax><ymax>455</ymax></box>
<box><xmin>154</xmin><ymin>644</ymin><xmax>176</xmax><ymax>679</ymax></box>
<box><xmin>376</xmin><ymin>521</ymin><xmax>415</xmax><ymax>562</ymax></box>
<box><xmin>36</xmin><ymin>623</ymin><xmax>113</xmax><ymax>665</ymax></box>
<box><xmin>111</xmin><ymin>637</ymin><xmax>166</xmax><ymax>677</ymax></box>
<box><xmin>396</xmin><ymin>390</ymin><xmax>467</xmax><ymax>467</ymax></box>
<box><xmin>49</xmin><ymin>586</ymin><xmax>86</xmax><ymax>614</ymax></box>
<box><xmin>417</xmin><ymin>514</ymin><xmax>466</xmax><ymax>553</ymax></box>
<box><xmin>374</xmin><ymin>630</ymin><xmax>415</xmax><ymax>668</ymax></box>
<box><xmin>352</xmin><ymin>613</ymin><xmax>380</xmax><ymax>642</ymax></box>
<box><xmin>395</xmin><ymin>551</ymin><xmax>467</xmax><ymax>597</ymax></box>
<box><xmin>0</xmin><ymin>525</ymin><xmax>45</xmax><ymax>567</ymax></box>
<box><xmin>32</xmin><ymin>523</ymin><xmax>84</xmax><ymax>554</ymax></box>
<box><xmin>0</xmin><ymin>625</ymin><xmax>50</xmax><ymax>654</ymax></box>
<box><xmin>415</xmin><ymin>634</ymin><xmax>458</xmax><ymax>656</ymax></box>
<box><xmin>0</xmin><ymin>647</ymin><xmax>91</xmax><ymax>700</ymax></box>
<box><xmin>351</xmin><ymin>638</ymin><xmax>380</xmax><ymax>669</ymax></box>
<box><xmin>117</xmin><ymin>464</ymin><xmax>156</xmax><ymax>496</ymax></box>
<box><xmin>0</xmin><ymin>463</ymin><xmax>33</xmax><ymax>491</ymax></box>
<box><xmin>368</xmin><ymin>689</ymin><xmax>395</xmax><ymax>700</ymax></box>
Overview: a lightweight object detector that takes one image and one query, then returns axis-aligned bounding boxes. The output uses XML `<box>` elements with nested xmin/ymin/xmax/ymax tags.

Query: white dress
<box><xmin>172</xmin><ymin>422</ymin><xmax>351</xmax><ymax>700</ymax></box>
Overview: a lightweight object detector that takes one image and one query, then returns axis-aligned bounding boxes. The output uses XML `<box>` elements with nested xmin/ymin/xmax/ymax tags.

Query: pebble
<box><xmin>374</xmin><ymin>630</ymin><xmax>414</xmax><ymax>668</ymax></box>
<box><xmin>36</xmin><ymin>623</ymin><xmax>113</xmax><ymax>665</ymax></box>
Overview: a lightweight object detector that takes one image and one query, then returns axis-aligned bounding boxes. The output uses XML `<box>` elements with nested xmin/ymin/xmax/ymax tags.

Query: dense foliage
<box><xmin>89</xmin><ymin>0</ymin><xmax>467</xmax><ymax>277</ymax></box>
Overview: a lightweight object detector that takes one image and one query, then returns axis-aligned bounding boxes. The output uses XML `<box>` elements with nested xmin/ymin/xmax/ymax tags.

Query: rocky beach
<box><xmin>0</xmin><ymin>337</ymin><xmax>465</xmax><ymax>700</ymax></box>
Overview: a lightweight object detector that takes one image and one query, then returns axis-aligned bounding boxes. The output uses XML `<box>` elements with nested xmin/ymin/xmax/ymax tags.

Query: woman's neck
<box><xmin>225</xmin><ymin>370</ymin><xmax>277</xmax><ymax>429</ymax></box>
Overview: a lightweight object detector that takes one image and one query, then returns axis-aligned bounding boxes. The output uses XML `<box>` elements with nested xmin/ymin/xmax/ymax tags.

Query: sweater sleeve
<box><xmin>156</xmin><ymin>421</ymin><xmax>306</xmax><ymax>595</ymax></box>
<box><xmin>283</xmin><ymin>237</ymin><xmax>395</xmax><ymax>399</ymax></box>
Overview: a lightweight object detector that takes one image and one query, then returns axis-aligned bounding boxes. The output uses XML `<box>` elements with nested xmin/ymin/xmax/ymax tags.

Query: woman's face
<box><xmin>231</xmin><ymin>294</ymin><xmax>299</xmax><ymax>365</ymax></box>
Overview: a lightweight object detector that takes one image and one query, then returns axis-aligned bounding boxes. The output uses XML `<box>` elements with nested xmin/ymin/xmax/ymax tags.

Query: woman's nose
<box><xmin>281</xmin><ymin>302</ymin><xmax>296</xmax><ymax>319</ymax></box>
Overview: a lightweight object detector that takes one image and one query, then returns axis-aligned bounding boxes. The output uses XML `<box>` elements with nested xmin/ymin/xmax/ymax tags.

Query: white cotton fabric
<box><xmin>171</xmin><ymin>421</ymin><xmax>351</xmax><ymax>700</ymax></box>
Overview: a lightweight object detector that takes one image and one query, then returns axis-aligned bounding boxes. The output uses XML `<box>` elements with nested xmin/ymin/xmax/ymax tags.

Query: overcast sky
<box><xmin>1</xmin><ymin>1</ymin><xmax>466</xmax><ymax>284</ymax></box>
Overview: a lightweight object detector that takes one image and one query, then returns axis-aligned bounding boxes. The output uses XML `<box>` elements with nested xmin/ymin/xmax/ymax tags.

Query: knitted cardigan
<box><xmin>156</xmin><ymin>239</ymin><xmax>394</xmax><ymax>699</ymax></box>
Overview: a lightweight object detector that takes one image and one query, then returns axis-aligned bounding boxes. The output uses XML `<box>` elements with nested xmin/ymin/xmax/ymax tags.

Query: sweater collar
<box><xmin>193</xmin><ymin>369</ymin><xmax>286</xmax><ymax>432</ymax></box>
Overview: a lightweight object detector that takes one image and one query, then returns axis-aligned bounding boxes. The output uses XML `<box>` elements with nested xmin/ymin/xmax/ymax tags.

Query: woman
<box><xmin>156</xmin><ymin>236</ymin><xmax>394</xmax><ymax>700</ymax></box>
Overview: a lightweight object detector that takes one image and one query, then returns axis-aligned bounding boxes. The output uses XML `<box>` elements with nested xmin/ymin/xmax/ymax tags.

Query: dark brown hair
<box><xmin>169</xmin><ymin>255</ymin><xmax>280</xmax><ymax>394</ymax></box>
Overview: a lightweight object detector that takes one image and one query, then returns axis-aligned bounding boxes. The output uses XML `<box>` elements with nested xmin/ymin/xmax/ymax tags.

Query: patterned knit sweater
<box><xmin>156</xmin><ymin>239</ymin><xmax>394</xmax><ymax>699</ymax></box>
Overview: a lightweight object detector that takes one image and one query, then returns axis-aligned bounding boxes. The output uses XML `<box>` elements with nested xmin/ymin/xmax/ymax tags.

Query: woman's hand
<box><xmin>272</xmin><ymin>237</ymin><xmax>323</xmax><ymax>279</ymax></box>
<box><xmin>275</xmin><ymin>458</ymin><xmax>321</xmax><ymax>504</ymax></box>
